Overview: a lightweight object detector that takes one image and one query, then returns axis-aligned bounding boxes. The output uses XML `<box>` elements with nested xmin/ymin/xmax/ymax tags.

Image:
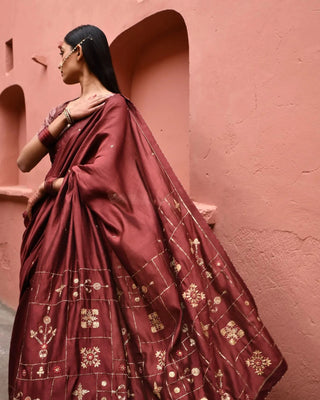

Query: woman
<box><xmin>10</xmin><ymin>25</ymin><xmax>286</xmax><ymax>400</ymax></box>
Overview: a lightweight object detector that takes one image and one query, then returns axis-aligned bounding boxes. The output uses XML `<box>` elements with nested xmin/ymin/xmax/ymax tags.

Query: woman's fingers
<box><xmin>91</xmin><ymin>101</ymin><xmax>106</xmax><ymax>111</ymax></box>
<box><xmin>88</xmin><ymin>94</ymin><xmax>109</xmax><ymax>107</ymax></box>
<box><xmin>67</xmin><ymin>93</ymin><xmax>111</xmax><ymax>120</ymax></box>
<box><xmin>25</xmin><ymin>189</ymin><xmax>44</xmax><ymax>219</ymax></box>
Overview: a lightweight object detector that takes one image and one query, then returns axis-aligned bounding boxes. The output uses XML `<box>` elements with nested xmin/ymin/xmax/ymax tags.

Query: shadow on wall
<box><xmin>0</xmin><ymin>85</ymin><xmax>26</xmax><ymax>186</ymax></box>
<box><xmin>111</xmin><ymin>9</ymin><xmax>190</xmax><ymax>191</ymax></box>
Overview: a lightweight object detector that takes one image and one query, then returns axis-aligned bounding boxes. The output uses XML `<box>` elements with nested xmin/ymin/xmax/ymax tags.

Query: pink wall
<box><xmin>0</xmin><ymin>1</ymin><xmax>319</xmax><ymax>399</ymax></box>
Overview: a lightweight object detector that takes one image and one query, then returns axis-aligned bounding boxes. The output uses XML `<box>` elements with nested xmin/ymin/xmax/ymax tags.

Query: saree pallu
<box><xmin>9</xmin><ymin>94</ymin><xmax>287</xmax><ymax>400</ymax></box>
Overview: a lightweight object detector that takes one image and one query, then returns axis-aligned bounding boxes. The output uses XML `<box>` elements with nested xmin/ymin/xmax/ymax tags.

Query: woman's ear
<box><xmin>76</xmin><ymin>45</ymin><xmax>83</xmax><ymax>60</ymax></box>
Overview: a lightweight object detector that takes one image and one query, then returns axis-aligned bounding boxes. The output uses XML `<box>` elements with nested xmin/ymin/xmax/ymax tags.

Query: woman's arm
<box><xmin>24</xmin><ymin>177</ymin><xmax>64</xmax><ymax>220</ymax></box>
<box><xmin>17</xmin><ymin>113</ymin><xmax>68</xmax><ymax>172</ymax></box>
<box><xmin>17</xmin><ymin>94</ymin><xmax>111</xmax><ymax>172</ymax></box>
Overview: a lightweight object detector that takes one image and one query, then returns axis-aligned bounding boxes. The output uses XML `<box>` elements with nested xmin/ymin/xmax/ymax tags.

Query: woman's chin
<box><xmin>62</xmin><ymin>76</ymin><xmax>78</xmax><ymax>85</ymax></box>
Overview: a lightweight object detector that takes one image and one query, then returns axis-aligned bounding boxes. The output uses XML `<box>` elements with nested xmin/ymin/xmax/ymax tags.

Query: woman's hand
<box><xmin>66</xmin><ymin>93</ymin><xmax>110</xmax><ymax>122</ymax></box>
<box><xmin>24</xmin><ymin>182</ymin><xmax>46</xmax><ymax>221</ymax></box>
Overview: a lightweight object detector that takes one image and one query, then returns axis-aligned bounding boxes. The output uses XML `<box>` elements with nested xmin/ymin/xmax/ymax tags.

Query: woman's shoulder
<box><xmin>105</xmin><ymin>93</ymin><xmax>127</xmax><ymax>107</ymax></box>
<box><xmin>101</xmin><ymin>93</ymin><xmax>130</xmax><ymax>116</ymax></box>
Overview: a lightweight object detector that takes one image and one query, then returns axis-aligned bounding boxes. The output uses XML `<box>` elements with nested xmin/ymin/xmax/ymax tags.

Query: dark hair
<box><xmin>64</xmin><ymin>25</ymin><xmax>120</xmax><ymax>93</ymax></box>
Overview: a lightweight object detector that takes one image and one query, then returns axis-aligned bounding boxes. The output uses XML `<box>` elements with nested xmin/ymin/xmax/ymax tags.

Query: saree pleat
<box><xmin>9</xmin><ymin>94</ymin><xmax>286</xmax><ymax>400</ymax></box>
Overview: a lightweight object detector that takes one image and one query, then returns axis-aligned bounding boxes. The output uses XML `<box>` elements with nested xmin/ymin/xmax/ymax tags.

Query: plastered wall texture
<box><xmin>0</xmin><ymin>1</ymin><xmax>319</xmax><ymax>399</ymax></box>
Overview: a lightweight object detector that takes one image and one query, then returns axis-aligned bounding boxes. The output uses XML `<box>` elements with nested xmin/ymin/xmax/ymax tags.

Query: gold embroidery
<box><xmin>246</xmin><ymin>350</ymin><xmax>272</xmax><ymax>375</ymax></box>
<box><xmin>36</xmin><ymin>366</ymin><xmax>45</xmax><ymax>377</ymax></box>
<box><xmin>140</xmin><ymin>280</ymin><xmax>154</xmax><ymax>294</ymax></box>
<box><xmin>220</xmin><ymin>321</ymin><xmax>244</xmax><ymax>345</ymax></box>
<box><xmin>80</xmin><ymin>346</ymin><xmax>101</xmax><ymax>368</ymax></box>
<box><xmin>55</xmin><ymin>284</ymin><xmax>66</xmax><ymax>297</ymax></box>
<box><xmin>30</xmin><ymin>307</ymin><xmax>56</xmax><ymax>359</ymax></box>
<box><xmin>71</xmin><ymin>278</ymin><xmax>106</xmax><ymax>297</ymax></box>
<box><xmin>205</xmin><ymin>270</ymin><xmax>213</xmax><ymax>279</ymax></box>
<box><xmin>170</xmin><ymin>257</ymin><xmax>181</xmax><ymax>273</ymax></box>
<box><xmin>189</xmin><ymin>238</ymin><xmax>204</xmax><ymax>266</ymax></box>
<box><xmin>182</xmin><ymin>283</ymin><xmax>206</xmax><ymax>307</ymax></box>
<box><xmin>174</xmin><ymin>367</ymin><xmax>193</xmax><ymax>384</ymax></box>
<box><xmin>191</xmin><ymin>367</ymin><xmax>200</xmax><ymax>376</ymax></box>
<box><xmin>155</xmin><ymin>350</ymin><xmax>166</xmax><ymax>370</ymax></box>
<box><xmin>53</xmin><ymin>365</ymin><xmax>61</xmax><ymax>374</ymax></box>
<box><xmin>116</xmin><ymin>287</ymin><xmax>124</xmax><ymax>300</ymax></box>
<box><xmin>173</xmin><ymin>198</ymin><xmax>181</xmax><ymax>211</ymax></box>
<box><xmin>214</xmin><ymin>370</ymin><xmax>231</xmax><ymax>400</ymax></box>
<box><xmin>110</xmin><ymin>384</ymin><xmax>133</xmax><ymax>398</ymax></box>
<box><xmin>208</xmin><ymin>293</ymin><xmax>225</xmax><ymax>313</ymax></box>
<box><xmin>72</xmin><ymin>383</ymin><xmax>90</xmax><ymax>399</ymax></box>
<box><xmin>148</xmin><ymin>312</ymin><xmax>164</xmax><ymax>333</ymax></box>
<box><xmin>201</xmin><ymin>322</ymin><xmax>210</xmax><ymax>338</ymax></box>
<box><xmin>13</xmin><ymin>394</ymin><xmax>40</xmax><ymax>400</ymax></box>
<box><xmin>153</xmin><ymin>381</ymin><xmax>162</xmax><ymax>399</ymax></box>
<box><xmin>81</xmin><ymin>308</ymin><xmax>99</xmax><ymax>328</ymax></box>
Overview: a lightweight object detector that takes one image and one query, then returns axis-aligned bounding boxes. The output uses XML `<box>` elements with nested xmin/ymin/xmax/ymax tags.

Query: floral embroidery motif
<box><xmin>13</xmin><ymin>394</ymin><xmax>40</xmax><ymax>400</ymax></box>
<box><xmin>189</xmin><ymin>238</ymin><xmax>204</xmax><ymax>266</ymax></box>
<box><xmin>80</xmin><ymin>346</ymin><xmax>101</xmax><ymax>368</ymax></box>
<box><xmin>214</xmin><ymin>370</ymin><xmax>231</xmax><ymax>400</ymax></box>
<box><xmin>55</xmin><ymin>284</ymin><xmax>66</xmax><ymax>297</ymax></box>
<box><xmin>155</xmin><ymin>350</ymin><xmax>166</xmax><ymax>370</ymax></box>
<box><xmin>201</xmin><ymin>322</ymin><xmax>210</xmax><ymax>338</ymax></box>
<box><xmin>71</xmin><ymin>278</ymin><xmax>106</xmax><ymax>298</ymax></box>
<box><xmin>170</xmin><ymin>257</ymin><xmax>181</xmax><ymax>274</ymax></box>
<box><xmin>182</xmin><ymin>283</ymin><xmax>206</xmax><ymax>307</ymax></box>
<box><xmin>148</xmin><ymin>312</ymin><xmax>164</xmax><ymax>333</ymax></box>
<box><xmin>208</xmin><ymin>295</ymin><xmax>222</xmax><ymax>313</ymax></box>
<box><xmin>142</xmin><ymin>280</ymin><xmax>155</xmax><ymax>294</ymax></box>
<box><xmin>81</xmin><ymin>308</ymin><xmax>99</xmax><ymax>328</ymax></box>
<box><xmin>178</xmin><ymin>367</ymin><xmax>193</xmax><ymax>383</ymax></box>
<box><xmin>220</xmin><ymin>321</ymin><xmax>244</xmax><ymax>345</ymax></box>
<box><xmin>205</xmin><ymin>270</ymin><xmax>213</xmax><ymax>279</ymax></box>
<box><xmin>53</xmin><ymin>365</ymin><xmax>61</xmax><ymax>374</ymax></box>
<box><xmin>72</xmin><ymin>383</ymin><xmax>90</xmax><ymax>399</ymax></box>
<box><xmin>153</xmin><ymin>381</ymin><xmax>162</xmax><ymax>399</ymax></box>
<box><xmin>36</xmin><ymin>366</ymin><xmax>45</xmax><ymax>377</ymax></box>
<box><xmin>30</xmin><ymin>308</ymin><xmax>57</xmax><ymax>359</ymax></box>
<box><xmin>173</xmin><ymin>198</ymin><xmax>181</xmax><ymax>211</ymax></box>
<box><xmin>246</xmin><ymin>350</ymin><xmax>272</xmax><ymax>375</ymax></box>
<box><xmin>110</xmin><ymin>384</ymin><xmax>134</xmax><ymax>399</ymax></box>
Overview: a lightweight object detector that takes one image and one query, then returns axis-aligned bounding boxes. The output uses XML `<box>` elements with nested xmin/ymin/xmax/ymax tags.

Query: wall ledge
<box><xmin>0</xmin><ymin>185</ymin><xmax>32</xmax><ymax>200</ymax></box>
<box><xmin>0</xmin><ymin>188</ymin><xmax>218</xmax><ymax>223</ymax></box>
<box><xmin>193</xmin><ymin>201</ymin><xmax>217</xmax><ymax>225</ymax></box>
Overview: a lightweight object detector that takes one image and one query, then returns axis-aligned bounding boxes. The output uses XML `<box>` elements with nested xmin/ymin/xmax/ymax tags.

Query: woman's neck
<box><xmin>79</xmin><ymin>68</ymin><xmax>113</xmax><ymax>98</ymax></box>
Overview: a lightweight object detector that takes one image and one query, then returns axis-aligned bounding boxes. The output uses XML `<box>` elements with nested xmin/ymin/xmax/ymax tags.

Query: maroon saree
<box><xmin>9</xmin><ymin>94</ymin><xmax>286</xmax><ymax>400</ymax></box>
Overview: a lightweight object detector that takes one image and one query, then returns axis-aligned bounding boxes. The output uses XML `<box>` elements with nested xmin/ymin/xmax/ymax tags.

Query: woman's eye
<box><xmin>59</xmin><ymin>51</ymin><xmax>64</xmax><ymax>56</ymax></box>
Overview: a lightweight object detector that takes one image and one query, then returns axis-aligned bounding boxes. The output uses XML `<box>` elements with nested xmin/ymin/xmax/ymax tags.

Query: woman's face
<box><xmin>58</xmin><ymin>41</ymin><xmax>81</xmax><ymax>84</ymax></box>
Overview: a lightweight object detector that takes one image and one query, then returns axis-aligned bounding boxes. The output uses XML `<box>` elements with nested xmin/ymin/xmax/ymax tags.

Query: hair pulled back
<box><xmin>64</xmin><ymin>25</ymin><xmax>120</xmax><ymax>93</ymax></box>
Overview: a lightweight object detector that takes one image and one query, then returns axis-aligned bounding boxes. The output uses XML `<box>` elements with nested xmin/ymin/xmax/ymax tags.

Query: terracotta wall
<box><xmin>0</xmin><ymin>1</ymin><xmax>319</xmax><ymax>399</ymax></box>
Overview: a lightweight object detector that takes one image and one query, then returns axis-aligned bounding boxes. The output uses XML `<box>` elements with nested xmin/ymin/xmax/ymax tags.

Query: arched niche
<box><xmin>111</xmin><ymin>10</ymin><xmax>190</xmax><ymax>191</ymax></box>
<box><xmin>0</xmin><ymin>85</ymin><xmax>26</xmax><ymax>185</ymax></box>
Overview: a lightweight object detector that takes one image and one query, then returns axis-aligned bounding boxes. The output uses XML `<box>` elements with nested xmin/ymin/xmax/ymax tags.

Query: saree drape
<box><xmin>9</xmin><ymin>94</ymin><xmax>286</xmax><ymax>400</ymax></box>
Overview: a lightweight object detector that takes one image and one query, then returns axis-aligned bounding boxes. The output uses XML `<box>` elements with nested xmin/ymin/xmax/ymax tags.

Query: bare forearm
<box><xmin>17</xmin><ymin>113</ymin><xmax>68</xmax><ymax>172</ymax></box>
<box><xmin>17</xmin><ymin>93</ymin><xmax>109</xmax><ymax>173</ymax></box>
